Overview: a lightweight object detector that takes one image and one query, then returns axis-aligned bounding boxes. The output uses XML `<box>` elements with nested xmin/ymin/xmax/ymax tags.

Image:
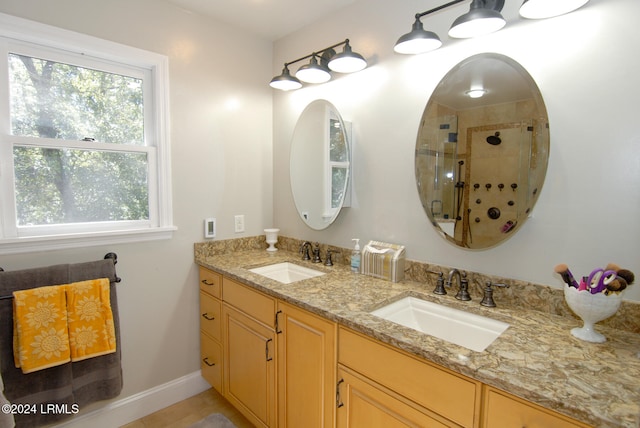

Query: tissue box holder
<box><xmin>361</xmin><ymin>241</ymin><xmax>406</xmax><ymax>282</ymax></box>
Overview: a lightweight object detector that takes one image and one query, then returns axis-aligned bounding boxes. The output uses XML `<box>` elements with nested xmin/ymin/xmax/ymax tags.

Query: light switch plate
<box><xmin>204</xmin><ymin>218</ymin><xmax>216</xmax><ymax>238</ymax></box>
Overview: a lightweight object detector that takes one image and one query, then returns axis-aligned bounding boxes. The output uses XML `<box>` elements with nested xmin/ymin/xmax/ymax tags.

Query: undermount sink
<box><xmin>249</xmin><ymin>262</ymin><xmax>325</xmax><ymax>284</ymax></box>
<box><xmin>371</xmin><ymin>296</ymin><xmax>509</xmax><ymax>352</ymax></box>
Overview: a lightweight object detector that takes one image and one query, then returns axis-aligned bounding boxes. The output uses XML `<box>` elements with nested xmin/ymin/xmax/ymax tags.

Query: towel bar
<box><xmin>0</xmin><ymin>252</ymin><xmax>121</xmax><ymax>300</ymax></box>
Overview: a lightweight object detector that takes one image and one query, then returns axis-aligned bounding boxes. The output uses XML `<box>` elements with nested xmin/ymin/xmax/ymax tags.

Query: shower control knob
<box><xmin>487</xmin><ymin>207</ymin><xmax>501</xmax><ymax>220</ymax></box>
<box><xmin>511</xmin><ymin>183</ymin><xmax>518</xmax><ymax>191</ymax></box>
<box><xmin>485</xmin><ymin>183</ymin><xmax>492</xmax><ymax>190</ymax></box>
<box><xmin>474</xmin><ymin>183</ymin><xmax>480</xmax><ymax>191</ymax></box>
<box><xmin>498</xmin><ymin>183</ymin><xmax>504</xmax><ymax>191</ymax></box>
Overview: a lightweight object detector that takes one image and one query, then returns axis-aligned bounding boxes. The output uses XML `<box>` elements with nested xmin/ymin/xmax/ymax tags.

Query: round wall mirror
<box><xmin>291</xmin><ymin>100</ymin><xmax>350</xmax><ymax>230</ymax></box>
<box><xmin>415</xmin><ymin>53</ymin><xmax>549</xmax><ymax>249</ymax></box>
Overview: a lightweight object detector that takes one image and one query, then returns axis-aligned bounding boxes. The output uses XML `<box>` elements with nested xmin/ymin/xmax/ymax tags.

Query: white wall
<box><xmin>272</xmin><ymin>0</ymin><xmax>640</xmax><ymax>302</ymax></box>
<box><xmin>0</xmin><ymin>0</ymin><xmax>273</xmax><ymax>407</ymax></box>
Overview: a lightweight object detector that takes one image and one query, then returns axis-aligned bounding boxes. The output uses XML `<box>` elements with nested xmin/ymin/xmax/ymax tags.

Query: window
<box><xmin>0</xmin><ymin>13</ymin><xmax>174</xmax><ymax>254</ymax></box>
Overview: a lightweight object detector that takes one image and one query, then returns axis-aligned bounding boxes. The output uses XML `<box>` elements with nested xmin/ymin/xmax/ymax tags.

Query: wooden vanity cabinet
<box><xmin>338</xmin><ymin>327</ymin><xmax>481</xmax><ymax>428</ymax></box>
<box><xmin>223</xmin><ymin>277</ymin><xmax>277</xmax><ymax>428</ymax></box>
<box><xmin>481</xmin><ymin>386</ymin><xmax>592</xmax><ymax>428</ymax></box>
<box><xmin>199</xmin><ymin>269</ymin><xmax>338</xmax><ymax>428</ymax></box>
<box><xmin>199</xmin><ymin>267</ymin><xmax>592</xmax><ymax>428</ymax></box>
<box><xmin>276</xmin><ymin>301</ymin><xmax>337</xmax><ymax>428</ymax></box>
<box><xmin>198</xmin><ymin>267</ymin><xmax>223</xmax><ymax>393</ymax></box>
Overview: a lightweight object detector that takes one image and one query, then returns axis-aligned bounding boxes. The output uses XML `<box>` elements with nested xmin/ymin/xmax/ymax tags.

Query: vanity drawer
<box><xmin>199</xmin><ymin>267</ymin><xmax>222</xmax><ymax>298</ymax></box>
<box><xmin>222</xmin><ymin>277</ymin><xmax>276</xmax><ymax>327</ymax></box>
<box><xmin>200</xmin><ymin>291</ymin><xmax>222</xmax><ymax>341</ymax></box>
<box><xmin>481</xmin><ymin>386</ymin><xmax>591</xmax><ymax>428</ymax></box>
<box><xmin>201</xmin><ymin>333</ymin><xmax>222</xmax><ymax>393</ymax></box>
<box><xmin>339</xmin><ymin>327</ymin><xmax>480</xmax><ymax>427</ymax></box>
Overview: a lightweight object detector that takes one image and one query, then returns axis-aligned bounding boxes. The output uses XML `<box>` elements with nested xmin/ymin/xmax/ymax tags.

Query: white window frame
<box><xmin>0</xmin><ymin>13</ymin><xmax>175</xmax><ymax>255</ymax></box>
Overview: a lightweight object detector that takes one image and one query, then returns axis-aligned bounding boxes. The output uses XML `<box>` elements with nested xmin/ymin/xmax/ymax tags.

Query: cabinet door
<box><xmin>482</xmin><ymin>386</ymin><xmax>591</xmax><ymax>428</ymax></box>
<box><xmin>223</xmin><ymin>304</ymin><xmax>276</xmax><ymax>428</ymax></box>
<box><xmin>339</xmin><ymin>327</ymin><xmax>479</xmax><ymax>427</ymax></box>
<box><xmin>336</xmin><ymin>366</ymin><xmax>453</xmax><ymax>428</ymax></box>
<box><xmin>277</xmin><ymin>302</ymin><xmax>337</xmax><ymax>428</ymax></box>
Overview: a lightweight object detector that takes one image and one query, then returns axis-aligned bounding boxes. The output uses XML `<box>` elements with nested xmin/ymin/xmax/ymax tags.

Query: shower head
<box><xmin>487</xmin><ymin>132</ymin><xmax>501</xmax><ymax>145</ymax></box>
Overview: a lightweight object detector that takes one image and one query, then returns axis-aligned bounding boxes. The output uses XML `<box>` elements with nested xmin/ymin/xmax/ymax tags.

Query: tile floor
<box><xmin>120</xmin><ymin>388</ymin><xmax>254</xmax><ymax>428</ymax></box>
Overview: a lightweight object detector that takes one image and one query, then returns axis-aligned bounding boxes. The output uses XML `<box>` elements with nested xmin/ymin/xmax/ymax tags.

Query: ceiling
<box><xmin>166</xmin><ymin>0</ymin><xmax>358</xmax><ymax>41</ymax></box>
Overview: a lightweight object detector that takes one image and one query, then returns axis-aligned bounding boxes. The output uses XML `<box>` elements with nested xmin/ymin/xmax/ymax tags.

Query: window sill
<box><xmin>0</xmin><ymin>226</ymin><xmax>177</xmax><ymax>255</ymax></box>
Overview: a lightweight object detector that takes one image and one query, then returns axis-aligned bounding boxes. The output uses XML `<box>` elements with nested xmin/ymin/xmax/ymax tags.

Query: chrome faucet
<box><xmin>446</xmin><ymin>269</ymin><xmax>471</xmax><ymax>301</ymax></box>
<box><xmin>299</xmin><ymin>241</ymin><xmax>312</xmax><ymax>260</ymax></box>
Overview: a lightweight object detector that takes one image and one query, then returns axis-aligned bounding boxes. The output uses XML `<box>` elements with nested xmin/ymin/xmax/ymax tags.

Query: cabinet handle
<box><xmin>201</xmin><ymin>312</ymin><xmax>215</xmax><ymax>320</ymax></box>
<box><xmin>201</xmin><ymin>279</ymin><xmax>214</xmax><ymax>286</ymax></box>
<box><xmin>336</xmin><ymin>378</ymin><xmax>344</xmax><ymax>408</ymax></box>
<box><xmin>202</xmin><ymin>357</ymin><xmax>215</xmax><ymax>367</ymax></box>
<box><xmin>275</xmin><ymin>310</ymin><xmax>283</xmax><ymax>334</ymax></box>
<box><xmin>265</xmin><ymin>338</ymin><xmax>273</xmax><ymax>362</ymax></box>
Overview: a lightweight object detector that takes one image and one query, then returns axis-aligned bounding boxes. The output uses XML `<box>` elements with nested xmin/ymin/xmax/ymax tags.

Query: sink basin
<box><xmin>249</xmin><ymin>262</ymin><xmax>325</xmax><ymax>284</ymax></box>
<box><xmin>371</xmin><ymin>296</ymin><xmax>509</xmax><ymax>352</ymax></box>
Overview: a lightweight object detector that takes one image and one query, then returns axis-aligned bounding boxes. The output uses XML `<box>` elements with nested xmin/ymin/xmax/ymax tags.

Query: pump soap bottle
<box><xmin>351</xmin><ymin>238</ymin><xmax>361</xmax><ymax>273</ymax></box>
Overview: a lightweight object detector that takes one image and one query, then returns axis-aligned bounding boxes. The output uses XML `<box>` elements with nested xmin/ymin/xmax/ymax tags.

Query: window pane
<box><xmin>14</xmin><ymin>146</ymin><xmax>149</xmax><ymax>225</ymax></box>
<box><xmin>9</xmin><ymin>53</ymin><xmax>144</xmax><ymax>145</ymax></box>
<box><xmin>329</xmin><ymin>118</ymin><xmax>347</xmax><ymax>162</ymax></box>
<box><xmin>331</xmin><ymin>167</ymin><xmax>347</xmax><ymax>209</ymax></box>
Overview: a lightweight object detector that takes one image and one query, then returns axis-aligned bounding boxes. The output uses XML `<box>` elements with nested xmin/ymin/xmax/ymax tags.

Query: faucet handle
<box><xmin>427</xmin><ymin>270</ymin><xmax>447</xmax><ymax>295</ymax></box>
<box><xmin>480</xmin><ymin>281</ymin><xmax>509</xmax><ymax>307</ymax></box>
<box><xmin>325</xmin><ymin>249</ymin><xmax>340</xmax><ymax>266</ymax></box>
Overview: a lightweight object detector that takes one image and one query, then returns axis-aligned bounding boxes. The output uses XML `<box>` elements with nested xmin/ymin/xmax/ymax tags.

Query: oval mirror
<box><xmin>291</xmin><ymin>100</ymin><xmax>350</xmax><ymax>230</ymax></box>
<box><xmin>415</xmin><ymin>53</ymin><xmax>549</xmax><ymax>249</ymax></box>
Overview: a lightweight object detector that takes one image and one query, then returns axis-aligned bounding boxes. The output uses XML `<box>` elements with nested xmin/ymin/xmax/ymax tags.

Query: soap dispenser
<box><xmin>351</xmin><ymin>238</ymin><xmax>361</xmax><ymax>273</ymax></box>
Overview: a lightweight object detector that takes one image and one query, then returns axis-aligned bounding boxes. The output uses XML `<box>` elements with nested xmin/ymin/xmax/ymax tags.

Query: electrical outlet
<box><xmin>234</xmin><ymin>214</ymin><xmax>245</xmax><ymax>233</ymax></box>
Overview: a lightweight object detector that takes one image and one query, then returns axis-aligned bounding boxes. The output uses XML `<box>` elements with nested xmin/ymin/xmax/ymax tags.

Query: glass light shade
<box><xmin>448</xmin><ymin>5</ymin><xmax>506</xmax><ymax>38</ymax></box>
<box><xmin>328</xmin><ymin>44</ymin><xmax>367</xmax><ymax>73</ymax></box>
<box><xmin>269</xmin><ymin>66</ymin><xmax>302</xmax><ymax>91</ymax></box>
<box><xmin>296</xmin><ymin>57</ymin><xmax>331</xmax><ymax>84</ymax></box>
<box><xmin>519</xmin><ymin>0</ymin><xmax>589</xmax><ymax>19</ymax></box>
<box><xmin>394</xmin><ymin>18</ymin><xmax>442</xmax><ymax>54</ymax></box>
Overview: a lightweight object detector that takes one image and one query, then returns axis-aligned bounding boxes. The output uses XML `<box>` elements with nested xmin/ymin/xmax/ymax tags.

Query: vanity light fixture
<box><xmin>394</xmin><ymin>0</ymin><xmax>464</xmax><ymax>55</ymax></box>
<box><xmin>396</xmin><ymin>0</ymin><xmax>587</xmax><ymax>54</ymax></box>
<box><xmin>296</xmin><ymin>55</ymin><xmax>331</xmax><ymax>84</ymax></box>
<box><xmin>519</xmin><ymin>0</ymin><xmax>589</xmax><ymax>19</ymax></box>
<box><xmin>448</xmin><ymin>0</ymin><xmax>506</xmax><ymax>38</ymax></box>
<box><xmin>269</xmin><ymin>65</ymin><xmax>302</xmax><ymax>91</ymax></box>
<box><xmin>269</xmin><ymin>39</ymin><xmax>367</xmax><ymax>91</ymax></box>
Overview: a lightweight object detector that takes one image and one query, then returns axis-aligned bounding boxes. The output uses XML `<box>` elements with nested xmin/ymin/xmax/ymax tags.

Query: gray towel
<box><xmin>0</xmin><ymin>259</ymin><xmax>123</xmax><ymax>427</ymax></box>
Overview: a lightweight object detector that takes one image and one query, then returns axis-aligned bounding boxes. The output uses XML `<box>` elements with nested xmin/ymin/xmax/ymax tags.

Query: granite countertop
<box><xmin>196</xmin><ymin>249</ymin><xmax>640</xmax><ymax>428</ymax></box>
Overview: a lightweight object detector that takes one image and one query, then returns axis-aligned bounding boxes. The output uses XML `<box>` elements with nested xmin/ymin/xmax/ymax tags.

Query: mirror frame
<box><xmin>290</xmin><ymin>99</ymin><xmax>351</xmax><ymax>230</ymax></box>
<box><xmin>415</xmin><ymin>53</ymin><xmax>550</xmax><ymax>249</ymax></box>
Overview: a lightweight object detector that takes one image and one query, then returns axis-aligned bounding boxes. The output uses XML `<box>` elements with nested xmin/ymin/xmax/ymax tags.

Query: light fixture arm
<box><xmin>282</xmin><ymin>39</ymin><xmax>350</xmax><ymax>69</ymax></box>
<box><xmin>415</xmin><ymin>0</ymin><xmax>466</xmax><ymax>20</ymax></box>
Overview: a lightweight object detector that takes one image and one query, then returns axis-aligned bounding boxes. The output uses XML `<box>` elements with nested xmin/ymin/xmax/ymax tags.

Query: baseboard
<box><xmin>54</xmin><ymin>370</ymin><xmax>211</xmax><ymax>428</ymax></box>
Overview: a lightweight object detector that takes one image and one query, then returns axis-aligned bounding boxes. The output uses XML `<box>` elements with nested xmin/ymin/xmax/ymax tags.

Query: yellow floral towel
<box><xmin>65</xmin><ymin>278</ymin><xmax>116</xmax><ymax>362</ymax></box>
<box><xmin>13</xmin><ymin>285</ymin><xmax>71</xmax><ymax>374</ymax></box>
<box><xmin>13</xmin><ymin>278</ymin><xmax>116</xmax><ymax>373</ymax></box>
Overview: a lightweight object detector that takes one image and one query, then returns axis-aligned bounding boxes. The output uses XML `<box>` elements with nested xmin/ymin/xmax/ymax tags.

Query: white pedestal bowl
<box><xmin>564</xmin><ymin>286</ymin><xmax>623</xmax><ymax>343</ymax></box>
